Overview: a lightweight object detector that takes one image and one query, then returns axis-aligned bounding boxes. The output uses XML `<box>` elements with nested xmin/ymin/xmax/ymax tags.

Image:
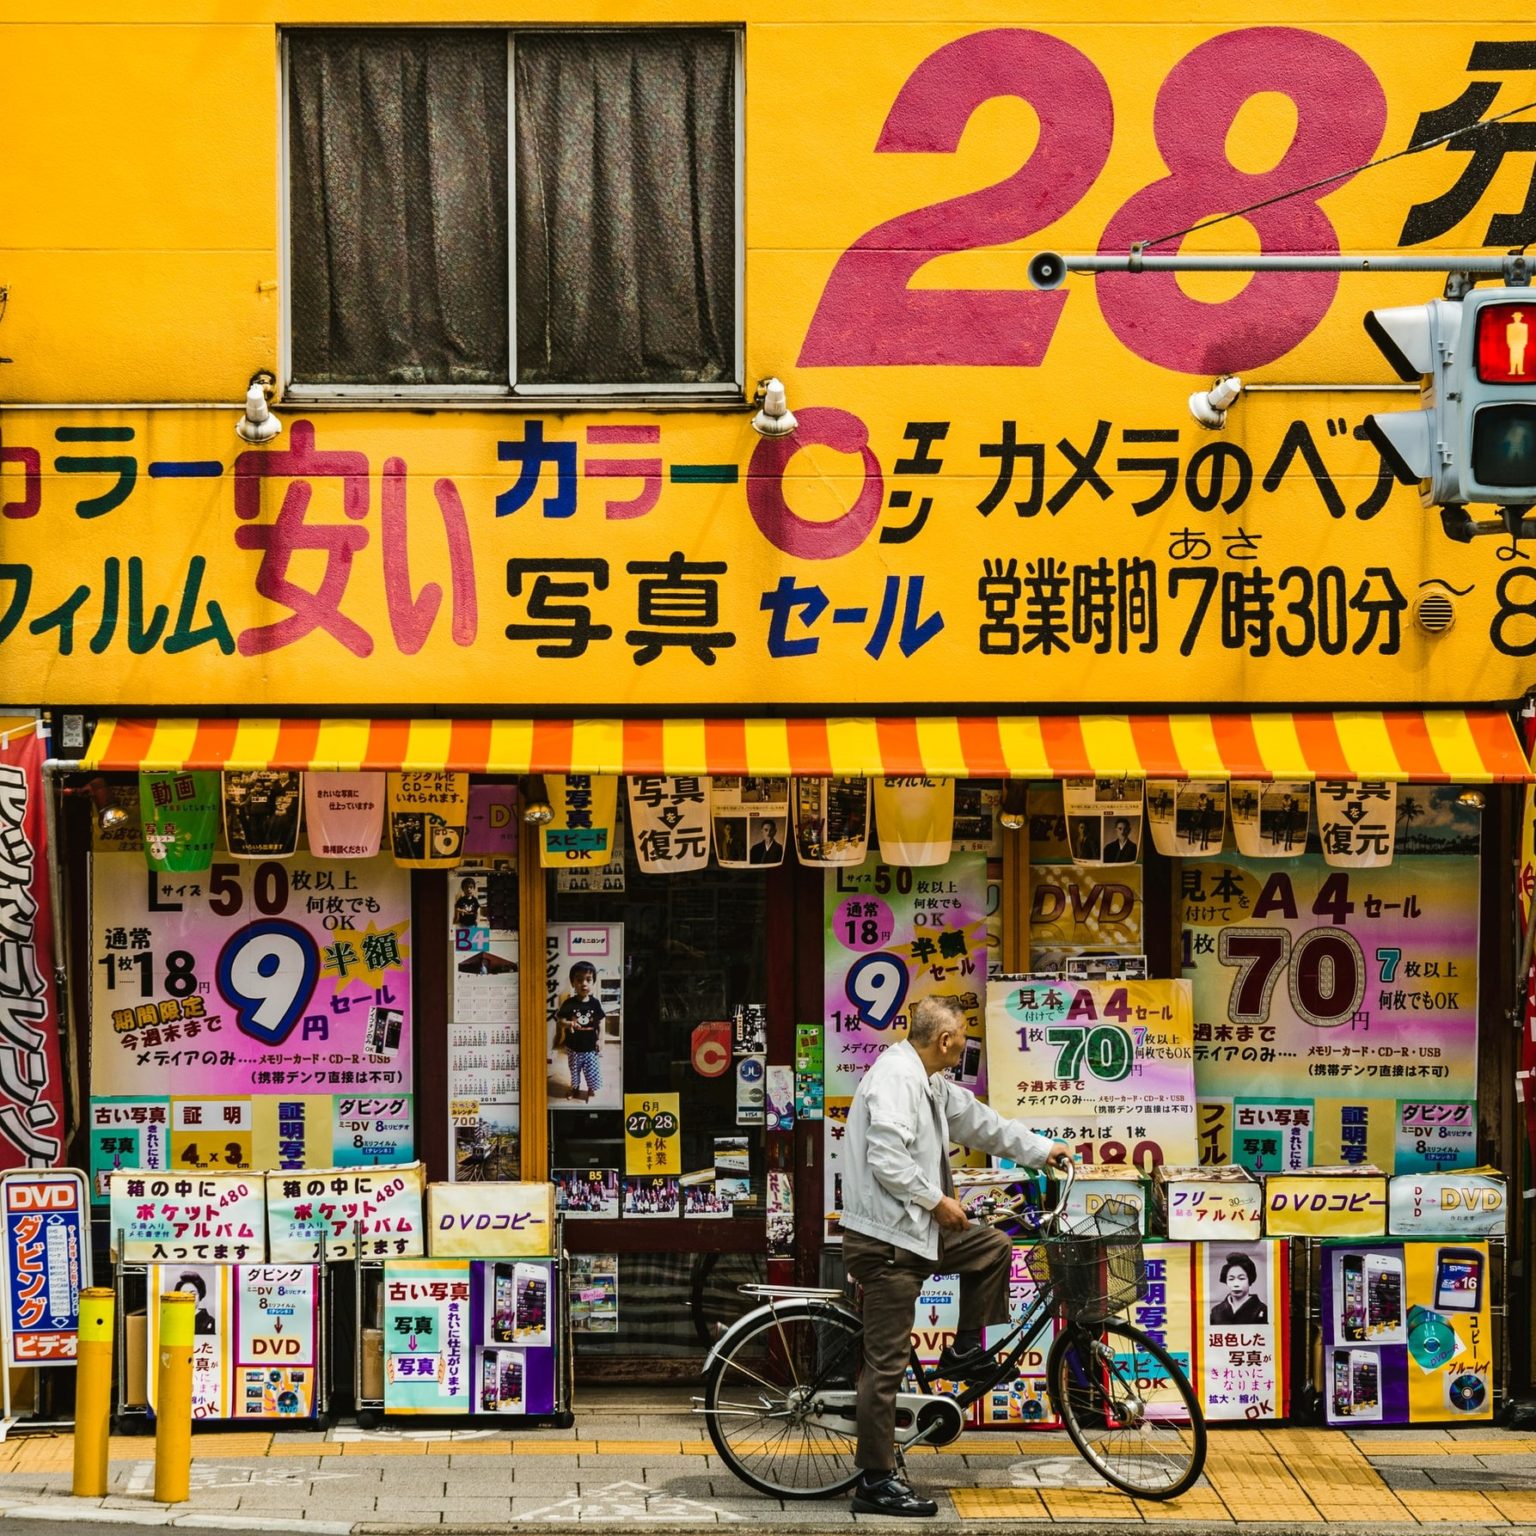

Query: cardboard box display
<box><xmin>125</xmin><ymin>1312</ymin><xmax>148</xmax><ymax>1406</ymax></box>
<box><xmin>360</xmin><ymin>1328</ymin><xmax>384</xmax><ymax>1403</ymax></box>
<box><xmin>1264</xmin><ymin>1165</ymin><xmax>1388</xmax><ymax>1238</ymax></box>
<box><xmin>1157</xmin><ymin>1164</ymin><xmax>1264</xmax><ymax>1242</ymax></box>
<box><xmin>1061</xmin><ymin>1164</ymin><xmax>1147</xmax><ymax>1233</ymax></box>
<box><xmin>1389</xmin><ymin>1169</ymin><xmax>1506</xmax><ymax>1237</ymax></box>
<box><xmin>426</xmin><ymin>1182</ymin><xmax>556</xmax><ymax>1258</ymax></box>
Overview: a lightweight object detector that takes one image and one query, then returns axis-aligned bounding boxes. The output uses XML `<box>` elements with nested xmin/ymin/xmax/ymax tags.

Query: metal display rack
<box><xmin>354</xmin><ymin>1217</ymin><xmax>573</xmax><ymax>1428</ymax></box>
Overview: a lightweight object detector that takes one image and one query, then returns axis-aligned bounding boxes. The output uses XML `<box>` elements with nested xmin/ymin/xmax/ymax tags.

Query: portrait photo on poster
<box><xmin>1207</xmin><ymin>1247</ymin><xmax>1270</xmax><ymax>1325</ymax></box>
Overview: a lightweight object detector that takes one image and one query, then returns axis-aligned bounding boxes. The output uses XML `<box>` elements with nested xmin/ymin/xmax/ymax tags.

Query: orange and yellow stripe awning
<box><xmin>79</xmin><ymin>711</ymin><xmax>1531</xmax><ymax>783</ymax></box>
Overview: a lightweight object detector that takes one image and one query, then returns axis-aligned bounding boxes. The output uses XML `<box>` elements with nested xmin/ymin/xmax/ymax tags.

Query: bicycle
<box><xmin>696</xmin><ymin>1160</ymin><xmax>1207</xmax><ymax>1502</ymax></box>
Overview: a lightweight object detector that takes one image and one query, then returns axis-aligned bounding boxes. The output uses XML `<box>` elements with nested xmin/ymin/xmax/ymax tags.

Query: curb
<box><xmin>0</xmin><ymin>1502</ymin><xmax>350</xmax><ymax>1533</ymax></box>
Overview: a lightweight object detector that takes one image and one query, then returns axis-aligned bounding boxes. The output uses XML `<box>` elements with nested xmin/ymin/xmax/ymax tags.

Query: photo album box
<box><xmin>1156</xmin><ymin>1164</ymin><xmax>1263</xmax><ymax>1242</ymax></box>
<box><xmin>1388</xmin><ymin>1168</ymin><xmax>1506</xmax><ymax>1237</ymax></box>
<box><xmin>1264</xmin><ymin>1165</ymin><xmax>1388</xmax><ymax>1238</ymax></box>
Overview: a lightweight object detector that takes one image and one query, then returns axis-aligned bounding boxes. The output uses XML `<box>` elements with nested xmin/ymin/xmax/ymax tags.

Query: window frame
<box><xmin>279</xmin><ymin>26</ymin><xmax>746</xmax><ymax>405</ymax></box>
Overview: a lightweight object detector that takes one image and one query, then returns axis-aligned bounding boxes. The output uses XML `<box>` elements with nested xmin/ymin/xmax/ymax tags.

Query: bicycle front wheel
<box><xmin>702</xmin><ymin>1301</ymin><xmax>864</xmax><ymax>1500</ymax></box>
<box><xmin>1047</xmin><ymin>1317</ymin><xmax>1207</xmax><ymax>1500</ymax></box>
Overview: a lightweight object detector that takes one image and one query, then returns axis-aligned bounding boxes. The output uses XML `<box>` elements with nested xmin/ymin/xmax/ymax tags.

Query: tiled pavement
<box><xmin>0</xmin><ymin>1394</ymin><xmax>1533</xmax><ymax>1529</ymax></box>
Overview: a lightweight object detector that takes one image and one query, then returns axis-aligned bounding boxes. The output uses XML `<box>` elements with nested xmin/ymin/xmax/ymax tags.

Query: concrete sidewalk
<box><xmin>0</xmin><ymin>1392</ymin><xmax>1532</xmax><ymax>1531</ymax></box>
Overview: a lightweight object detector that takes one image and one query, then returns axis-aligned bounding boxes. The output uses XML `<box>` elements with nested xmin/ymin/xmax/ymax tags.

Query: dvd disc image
<box><xmin>1448</xmin><ymin>1372</ymin><xmax>1487</xmax><ymax>1413</ymax></box>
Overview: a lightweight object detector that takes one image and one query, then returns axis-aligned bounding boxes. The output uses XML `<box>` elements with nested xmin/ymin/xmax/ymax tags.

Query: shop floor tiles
<box><xmin>1395</xmin><ymin>1489</ymin><xmax>1509</xmax><ymax>1522</ymax></box>
<box><xmin>1490</xmin><ymin>1493</ymin><xmax>1536</xmax><ymax>1523</ymax></box>
<box><xmin>946</xmin><ymin>1487</ymin><xmax>1048</xmax><ymax>1518</ymax></box>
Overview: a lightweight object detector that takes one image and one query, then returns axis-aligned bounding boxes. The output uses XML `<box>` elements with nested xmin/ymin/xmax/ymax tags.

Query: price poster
<box><xmin>89</xmin><ymin>852</ymin><xmax>413</xmax><ymax>1173</ymax></box>
<box><xmin>823</xmin><ymin>852</ymin><xmax>989</xmax><ymax>1096</ymax></box>
<box><xmin>1182</xmin><ymin>845</ymin><xmax>1479</xmax><ymax>1173</ymax></box>
<box><xmin>984</xmin><ymin>978</ymin><xmax>1198</xmax><ymax>1168</ymax></box>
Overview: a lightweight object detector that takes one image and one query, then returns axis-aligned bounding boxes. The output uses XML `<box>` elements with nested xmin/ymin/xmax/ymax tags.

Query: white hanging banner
<box><xmin>223</xmin><ymin>771</ymin><xmax>303</xmax><ymax>859</ymax></box>
<box><xmin>1317</xmin><ymin>780</ymin><xmax>1398</xmax><ymax>868</ymax></box>
<box><xmin>1231</xmin><ymin>780</ymin><xmax>1311</xmax><ymax>858</ymax></box>
<box><xmin>712</xmin><ymin>776</ymin><xmax>789</xmax><ymax>869</ymax></box>
<box><xmin>1062</xmin><ymin>776</ymin><xmax>1143</xmax><ymax>867</ymax></box>
<box><xmin>627</xmin><ymin>776</ymin><xmax>712</xmax><ymax>874</ymax></box>
<box><xmin>305</xmin><ymin>772</ymin><xmax>385</xmax><ymax>860</ymax></box>
<box><xmin>793</xmin><ymin>777</ymin><xmax>871</xmax><ymax>866</ymax></box>
<box><xmin>1147</xmin><ymin>780</ymin><xmax>1227</xmax><ymax>858</ymax></box>
<box><xmin>872</xmin><ymin>777</ymin><xmax>954</xmax><ymax>866</ymax></box>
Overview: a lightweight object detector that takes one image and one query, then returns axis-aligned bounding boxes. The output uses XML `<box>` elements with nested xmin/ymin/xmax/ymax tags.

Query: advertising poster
<box><xmin>555</xmin><ymin>802</ymin><xmax>626</xmax><ymax>893</ymax></box>
<box><xmin>690</xmin><ymin>1021</ymin><xmax>731</xmax><ymax>1079</ymax></box>
<box><xmin>767</xmin><ymin>1169</ymin><xmax>794</xmax><ymax>1256</ymax></box>
<box><xmin>735</xmin><ymin>1054</ymin><xmax>766</xmax><ymax>1125</ymax></box>
<box><xmin>1194</xmin><ymin>1240</ymin><xmax>1288</xmax><ymax>1421</ymax></box>
<box><xmin>1322</xmin><ymin>1241</ymin><xmax>1493</xmax><ymax>1424</ymax></box>
<box><xmin>478</xmin><ymin>1258</ymin><xmax>558</xmax><ymax>1413</ymax></box>
<box><xmin>464</xmin><ymin>783</ymin><xmax>520</xmax><ymax>857</ymax></box>
<box><xmin>1230</xmin><ymin>782</ymin><xmax>1310</xmax><ymax>860</ymax></box>
<box><xmin>1147</xmin><ymin>781</ymin><xmax>1227</xmax><ymax>859</ymax></box>
<box><xmin>765</xmin><ymin>1065</ymin><xmax>795</xmax><ymax>1131</ymax></box>
<box><xmin>627</xmin><ymin>775</ymin><xmax>711</xmax><ymax>873</ymax></box>
<box><xmin>1183</xmin><ymin>843</ymin><xmax>1479</xmax><ymax>1174</ymax></box>
<box><xmin>974</xmin><ymin>1245</ymin><xmax>1058</xmax><ymax>1427</ymax></box>
<box><xmin>624</xmin><ymin>1094</ymin><xmax>681</xmax><ymax>1175</ymax></box>
<box><xmin>794</xmin><ymin>1023</ymin><xmax>825</xmax><ymax>1120</ymax></box>
<box><xmin>140</xmin><ymin>770</ymin><xmax>219</xmax><ymax>873</ymax></box>
<box><xmin>0</xmin><ymin>1169</ymin><xmax>88</xmax><ymax>1367</ymax></box>
<box><xmin>266</xmin><ymin>1163</ymin><xmax>425</xmax><ymax>1260</ymax></box>
<box><xmin>90</xmin><ymin>851</ymin><xmax>414</xmax><ymax>1172</ymax></box>
<box><xmin>823</xmin><ymin>1098</ymin><xmax>851</xmax><ymax>1242</ymax></box>
<box><xmin>232</xmin><ymin>1266</ymin><xmax>318</xmax><ymax>1419</ymax></box>
<box><xmin>305</xmin><ymin>773</ymin><xmax>385</xmax><ymax>860</ymax></box>
<box><xmin>449</xmin><ymin>867</ymin><xmax>519</xmax><ymax>1183</ymax></box>
<box><xmin>383</xmin><ymin>1258</ymin><xmax>473</xmax><ymax>1414</ymax></box>
<box><xmin>1130</xmin><ymin>1242</ymin><xmax>1197</xmax><ymax>1419</ymax></box>
<box><xmin>427</xmin><ymin>1182</ymin><xmax>554</xmax><ymax>1258</ymax></box>
<box><xmin>712</xmin><ymin>775</ymin><xmax>789</xmax><ymax>868</ymax></box>
<box><xmin>0</xmin><ymin>730</ymin><xmax>66</xmax><ymax>1168</ymax></box>
<box><xmin>1063</xmin><ymin>777</ymin><xmax>1143</xmax><ymax>868</ymax></box>
<box><xmin>872</xmin><ymin>777</ymin><xmax>953</xmax><ymax>866</ymax></box>
<box><xmin>1318</xmin><ymin>781</ymin><xmax>1398</xmax><ymax>868</ymax></box>
<box><xmin>540</xmin><ymin>774</ymin><xmax>619</xmax><ymax>869</ymax></box>
<box><xmin>89</xmin><ymin>1100</ymin><xmax>170</xmax><ymax>1200</ymax></box>
<box><xmin>545</xmin><ymin>923</ymin><xmax>623</xmax><ymax>1111</ymax></box>
<box><xmin>109</xmin><ymin>1170</ymin><xmax>264</xmax><ymax>1263</ymax></box>
<box><xmin>148</xmin><ymin>1263</ymin><xmax>233</xmax><ymax>1418</ymax></box>
<box><xmin>554</xmin><ymin>1168</ymin><xmax>620</xmax><ymax>1218</ymax></box>
<box><xmin>1029</xmin><ymin>862</ymin><xmax>1143</xmax><ymax>972</ymax></box>
<box><xmin>793</xmin><ymin>777</ymin><xmax>870</xmax><ymax>866</ymax></box>
<box><xmin>823</xmin><ymin>852</ymin><xmax>989</xmax><ymax>1096</ymax></box>
<box><xmin>387</xmin><ymin>770</ymin><xmax>468</xmax><ymax>868</ymax></box>
<box><xmin>223</xmin><ymin>771</ymin><xmax>302</xmax><ymax>859</ymax></box>
<box><xmin>984</xmin><ymin>978</ymin><xmax>1198</xmax><ymax>1167</ymax></box>
<box><xmin>570</xmin><ymin>1254</ymin><xmax>618</xmax><ymax>1333</ymax></box>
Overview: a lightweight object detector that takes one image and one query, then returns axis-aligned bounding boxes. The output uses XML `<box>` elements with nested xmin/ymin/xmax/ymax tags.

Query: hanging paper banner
<box><xmin>624</xmin><ymin>1093</ymin><xmax>681</xmax><ymax>1175</ymax></box>
<box><xmin>222</xmin><ymin>770</ymin><xmax>302</xmax><ymax>859</ymax></box>
<box><xmin>388</xmin><ymin>771</ymin><xmax>468</xmax><ymax>868</ymax></box>
<box><xmin>0</xmin><ymin>1167</ymin><xmax>89</xmax><ymax>1367</ymax></box>
<box><xmin>140</xmin><ymin>770</ymin><xmax>219</xmax><ymax>873</ymax></box>
<box><xmin>1147</xmin><ymin>780</ymin><xmax>1227</xmax><ymax>858</ymax></box>
<box><xmin>627</xmin><ymin>775</ymin><xmax>712</xmax><ymax>873</ymax></box>
<box><xmin>1230</xmin><ymin>780</ymin><xmax>1311</xmax><ymax>858</ymax></box>
<box><xmin>794</xmin><ymin>777</ymin><xmax>871</xmax><ymax>866</ymax></box>
<box><xmin>873</xmin><ymin>777</ymin><xmax>954</xmax><ymax>866</ymax></box>
<box><xmin>546</xmin><ymin>923</ymin><xmax>624</xmax><ymax>1110</ymax></box>
<box><xmin>556</xmin><ymin>802</ymin><xmax>626</xmax><ymax>892</ymax></box>
<box><xmin>0</xmin><ymin>730</ymin><xmax>66</xmax><ymax>1168</ymax></box>
<box><xmin>540</xmin><ymin>774</ymin><xmax>619</xmax><ymax>869</ymax></box>
<box><xmin>464</xmin><ymin>783</ymin><xmax>520</xmax><ymax>857</ymax></box>
<box><xmin>1063</xmin><ymin>776</ymin><xmax>1144</xmax><ymax>867</ymax></box>
<box><xmin>953</xmin><ymin>782</ymin><xmax>1003</xmax><ymax>855</ymax></box>
<box><xmin>109</xmin><ymin>1170</ymin><xmax>265</xmax><ymax>1263</ymax></box>
<box><xmin>823</xmin><ymin>852</ymin><xmax>989</xmax><ymax>1096</ymax></box>
<box><xmin>984</xmin><ymin>977</ymin><xmax>1198</xmax><ymax>1165</ymax></box>
<box><xmin>306</xmin><ymin>772</ymin><xmax>385</xmax><ymax>860</ymax></box>
<box><xmin>1318</xmin><ymin>781</ymin><xmax>1398</xmax><ymax>867</ymax></box>
<box><xmin>266</xmin><ymin>1162</ymin><xmax>426</xmax><ymax>1261</ymax></box>
<box><xmin>712</xmin><ymin>775</ymin><xmax>789</xmax><ymax>868</ymax></box>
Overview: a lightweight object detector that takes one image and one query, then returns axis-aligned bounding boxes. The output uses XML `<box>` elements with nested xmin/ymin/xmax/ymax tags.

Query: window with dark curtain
<box><xmin>514</xmin><ymin>31</ymin><xmax>737</xmax><ymax>387</ymax></box>
<box><xmin>288</xmin><ymin>31</ymin><xmax>508</xmax><ymax>386</ymax></box>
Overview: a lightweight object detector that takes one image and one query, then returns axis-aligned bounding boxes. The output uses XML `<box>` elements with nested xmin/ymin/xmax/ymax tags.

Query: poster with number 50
<box><xmin>823</xmin><ymin>852</ymin><xmax>989</xmax><ymax>1096</ymax></box>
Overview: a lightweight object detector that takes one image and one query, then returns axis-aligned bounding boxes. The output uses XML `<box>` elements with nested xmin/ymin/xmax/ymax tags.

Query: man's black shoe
<box><xmin>851</xmin><ymin>1471</ymin><xmax>938</xmax><ymax>1518</ymax></box>
<box><xmin>933</xmin><ymin>1343</ymin><xmax>999</xmax><ymax>1380</ymax></box>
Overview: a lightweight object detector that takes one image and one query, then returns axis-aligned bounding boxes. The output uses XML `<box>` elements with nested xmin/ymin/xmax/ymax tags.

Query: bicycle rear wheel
<box><xmin>1047</xmin><ymin>1317</ymin><xmax>1207</xmax><ymax>1500</ymax></box>
<box><xmin>703</xmin><ymin>1301</ymin><xmax>864</xmax><ymax>1500</ymax></box>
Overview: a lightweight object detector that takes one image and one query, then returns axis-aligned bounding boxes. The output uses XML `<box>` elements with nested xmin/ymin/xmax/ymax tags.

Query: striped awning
<box><xmin>80</xmin><ymin>711</ymin><xmax>1531</xmax><ymax>783</ymax></box>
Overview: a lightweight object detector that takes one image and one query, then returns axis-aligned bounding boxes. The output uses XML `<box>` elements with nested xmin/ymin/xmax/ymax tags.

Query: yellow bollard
<box><xmin>72</xmin><ymin>1287</ymin><xmax>114</xmax><ymax>1497</ymax></box>
<box><xmin>153</xmin><ymin>1291</ymin><xmax>194</xmax><ymax>1503</ymax></box>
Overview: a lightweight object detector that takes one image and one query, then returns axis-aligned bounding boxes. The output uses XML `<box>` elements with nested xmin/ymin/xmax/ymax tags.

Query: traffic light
<box><xmin>1361</xmin><ymin>297</ymin><xmax>1463</xmax><ymax>508</ymax></box>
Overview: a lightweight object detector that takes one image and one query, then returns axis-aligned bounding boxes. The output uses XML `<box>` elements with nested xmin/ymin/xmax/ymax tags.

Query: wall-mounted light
<box><xmin>1458</xmin><ymin>788</ymin><xmax>1486</xmax><ymax>810</ymax></box>
<box><xmin>236</xmin><ymin>369</ymin><xmax>282</xmax><ymax>445</ymax></box>
<box><xmin>1000</xmin><ymin>781</ymin><xmax>1027</xmax><ymax>832</ymax></box>
<box><xmin>750</xmin><ymin>377</ymin><xmax>798</xmax><ymax>439</ymax></box>
<box><xmin>63</xmin><ymin>775</ymin><xmax>129</xmax><ymax>832</ymax></box>
<box><xmin>1188</xmin><ymin>374</ymin><xmax>1243</xmax><ymax>431</ymax></box>
<box><xmin>521</xmin><ymin>774</ymin><xmax>553</xmax><ymax>825</ymax></box>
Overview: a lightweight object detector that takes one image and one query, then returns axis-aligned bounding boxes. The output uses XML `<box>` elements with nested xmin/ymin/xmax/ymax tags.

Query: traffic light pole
<box><xmin>1027</xmin><ymin>251</ymin><xmax>1531</xmax><ymax>288</ymax></box>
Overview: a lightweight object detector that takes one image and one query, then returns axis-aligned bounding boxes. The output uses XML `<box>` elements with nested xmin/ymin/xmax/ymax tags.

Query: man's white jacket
<box><xmin>841</xmin><ymin>1039</ymin><xmax>1056</xmax><ymax>1262</ymax></box>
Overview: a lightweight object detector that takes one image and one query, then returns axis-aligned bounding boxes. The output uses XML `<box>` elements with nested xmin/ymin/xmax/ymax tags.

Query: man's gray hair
<box><xmin>908</xmin><ymin>995</ymin><xmax>965</xmax><ymax>1046</ymax></box>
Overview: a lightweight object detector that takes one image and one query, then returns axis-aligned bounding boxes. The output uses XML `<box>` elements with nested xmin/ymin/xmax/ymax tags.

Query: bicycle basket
<box><xmin>1024</xmin><ymin>1197</ymin><xmax>1147</xmax><ymax>1319</ymax></box>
